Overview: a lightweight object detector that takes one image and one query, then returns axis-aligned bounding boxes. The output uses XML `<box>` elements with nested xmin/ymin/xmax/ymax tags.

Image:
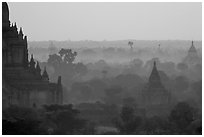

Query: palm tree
<box><xmin>128</xmin><ymin>41</ymin><xmax>133</xmax><ymax>50</ymax></box>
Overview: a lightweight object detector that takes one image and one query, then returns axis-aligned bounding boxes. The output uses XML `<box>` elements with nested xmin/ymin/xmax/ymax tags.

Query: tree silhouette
<box><xmin>2</xmin><ymin>105</ymin><xmax>44</xmax><ymax>135</ymax></box>
<box><xmin>47</xmin><ymin>54</ymin><xmax>62</xmax><ymax>67</ymax></box>
<box><xmin>75</xmin><ymin>62</ymin><xmax>88</xmax><ymax>76</ymax></box>
<box><xmin>173</xmin><ymin>76</ymin><xmax>189</xmax><ymax>92</ymax></box>
<box><xmin>128</xmin><ymin>41</ymin><xmax>133</xmax><ymax>50</ymax></box>
<box><xmin>169</xmin><ymin>102</ymin><xmax>195</xmax><ymax>134</ymax></box>
<box><xmin>114</xmin><ymin>105</ymin><xmax>142</xmax><ymax>134</ymax></box>
<box><xmin>59</xmin><ymin>48</ymin><xmax>77</xmax><ymax>64</ymax></box>
<box><xmin>43</xmin><ymin>104</ymin><xmax>86</xmax><ymax>134</ymax></box>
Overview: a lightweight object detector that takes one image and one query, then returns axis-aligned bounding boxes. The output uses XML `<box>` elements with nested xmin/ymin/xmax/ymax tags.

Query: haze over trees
<box><xmin>4</xmin><ymin>40</ymin><xmax>202</xmax><ymax>135</ymax></box>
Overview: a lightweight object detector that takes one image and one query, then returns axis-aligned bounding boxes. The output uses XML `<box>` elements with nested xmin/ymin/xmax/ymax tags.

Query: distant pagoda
<box><xmin>142</xmin><ymin>61</ymin><xmax>170</xmax><ymax>107</ymax></box>
<box><xmin>183</xmin><ymin>41</ymin><xmax>201</xmax><ymax>66</ymax></box>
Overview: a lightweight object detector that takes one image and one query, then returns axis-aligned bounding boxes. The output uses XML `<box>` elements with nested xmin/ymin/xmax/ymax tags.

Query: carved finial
<box><xmin>30</xmin><ymin>54</ymin><xmax>35</xmax><ymax>64</ymax></box>
<box><xmin>19</xmin><ymin>27</ymin><xmax>23</xmax><ymax>34</ymax></box>
<box><xmin>24</xmin><ymin>35</ymin><xmax>27</xmax><ymax>41</ymax></box>
<box><xmin>29</xmin><ymin>54</ymin><xmax>36</xmax><ymax>69</ymax></box>
<box><xmin>42</xmin><ymin>66</ymin><xmax>49</xmax><ymax>81</ymax></box>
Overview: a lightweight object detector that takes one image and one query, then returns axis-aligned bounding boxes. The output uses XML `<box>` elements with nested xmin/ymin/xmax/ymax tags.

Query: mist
<box><xmin>3</xmin><ymin>2</ymin><xmax>202</xmax><ymax>135</ymax></box>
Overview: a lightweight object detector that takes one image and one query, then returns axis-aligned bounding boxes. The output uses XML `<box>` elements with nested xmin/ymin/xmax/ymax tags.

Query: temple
<box><xmin>141</xmin><ymin>61</ymin><xmax>171</xmax><ymax>116</ymax></box>
<box><xmin>183</xmin><ymin>41</ymin><xmax>201</xmax><ymax>66</ymax></box>
<box><xmin>2</xmin><ymin>2</ymin><xmax>63</xmax><ymax>109</ymax></box>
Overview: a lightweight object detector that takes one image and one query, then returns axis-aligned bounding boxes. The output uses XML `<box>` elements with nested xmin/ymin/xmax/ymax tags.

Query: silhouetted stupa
<box><xmin>183</xmin><ymin>41</ymin><xmax>201</xmax><ymax>66</ymax></box>
<box><xmin>142</xmin><ymin>61</ymin><xmax>170</xmax><ymax>107</ymax></box>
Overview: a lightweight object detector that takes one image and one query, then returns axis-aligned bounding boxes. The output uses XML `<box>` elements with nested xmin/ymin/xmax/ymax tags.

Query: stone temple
<box><xmin>183</xmin><ymin>41</ymin><xmax>201</xmax><ymax>66</ymax></box>
<box><xmin>141</xmin><ymin>61</ymin><xmax>171</xmax><ymax>116</ymax></box>
<box><xmin>2</xmin><ymin>2</ymin><xmax>63</xmax><ymax>109</ymax></box>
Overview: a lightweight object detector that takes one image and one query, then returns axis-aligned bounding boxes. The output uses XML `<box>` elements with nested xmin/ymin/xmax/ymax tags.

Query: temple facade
<box><xmin>2</xmin><ymin>2</ymin><xmax>63</xmax><ymax>109</ymax></box>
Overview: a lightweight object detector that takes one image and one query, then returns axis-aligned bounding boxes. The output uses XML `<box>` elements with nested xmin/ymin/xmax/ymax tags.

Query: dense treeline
<box><xmin>2</xmin><ymin>101</ymin><xmax>201</xmax><ymax>135</ymax></box>
<box><xmin>38</xmin><ymin>48</ymin><xmax>201</xmax><ymax>109</ymax></box>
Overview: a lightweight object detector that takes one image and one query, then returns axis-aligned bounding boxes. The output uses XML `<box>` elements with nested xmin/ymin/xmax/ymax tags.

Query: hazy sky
<box><xmin>8</xmin><ymin>2</ymin><xmax>202</xmax><ymax>41</ymax></box>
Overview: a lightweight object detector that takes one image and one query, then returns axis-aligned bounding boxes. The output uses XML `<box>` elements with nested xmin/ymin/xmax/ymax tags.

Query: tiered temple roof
<box><xmin>2</xmin><ymin>2</ymin><xmax>63</xmax><ymax>107</ymax></box>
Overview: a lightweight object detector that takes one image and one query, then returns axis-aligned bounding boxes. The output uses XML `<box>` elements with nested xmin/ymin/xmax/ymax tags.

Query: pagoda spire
<box><xmin>148</xmin><ymin>61</ymin><xmax>162</xmax><ymax>87</ymax></box>
<box><xmin>18</xmin><ymin>27</ymin><xmax>23</xmax><ymax>39</ymax></box>
<box><xmin>36</xmin><ymin>61</ymin><xmax>41</xmax><ymax>75</ymax></box>
<box><xmin>24</xmin><ymin>35</ymin><xmax>27</xmax><ymax>41</ymax></box>
<box><xmin>42</xmin><ymin>66</ymin><xmax>49</xmax><ymax>81</ymax></box>
<box><xmin>19</xmin><ymin>27</ymin><xmax>23</xmax><ymax>34</ymax></box>
<box><xmin>188</xmin><ymin>40</ymin><xmax>197</xmax><ymax>53</ymax></box>
<box><xmin>23</xmin><ymin>35</ymin><xmax>29</xmax><ymax>68</ymax></box>
<box><xmin>14</xmin><ymin>22</ymin><xmax>17</xmax><ymax>29</ymax></box>
<box><xmin>30</xmin><ymin>54</ymin><xmax>35</xmax><ymax>69</ymax></box>
<box><xmin>14</xmin><ymin>22</ymin><xmax>18</xmax><ymax>36</ymax></box>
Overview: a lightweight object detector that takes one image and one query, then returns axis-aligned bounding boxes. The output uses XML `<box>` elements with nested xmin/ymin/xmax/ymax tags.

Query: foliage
<box><xmin>173</xmin><ymin>76</ymin><xmax>189</xmax><ymax>92</ymax></box>
<box><xmin>59</xmin><ymin>48</ymin><xmax>77</xmax><ymax>64</ymax></box>
<box><xmin>2</xmin><ymin>105</ymin><xmax>45</xmax><ymax>135</ymax></box>
<box><xmin>43</xmin><ymin>104</ymin><xmax>87</xmax><ymax>134</ymax></box>
<box><xmin>114</xmin><ymin>105</ymin><xmax>142</xmax><ymax>134</ymax></box>
<box><xmin>47</xmin><ymin>48</ymin><xmax>87</xmax><ymax>85</ymax></box>
<box><xmin>168</xmin><ymin>102</ymin><xmax>196</xmax><ymax>134</ymax></box>
<box><xmin>48</xmin><ymin>48</ymin><xmax>77</xmax><ymax>65</ymax></box>
<box><xmin>3</xmin><ymin>105</ymin><xmax>39</xmax><ymax>122</ymax></box>
<box><xmin>103</xmin><ymin>85</ymin><xmax>123</xmax><ymax>105</ymax></box>
<box><xmin>140</xmin><ymin>116</ymin><xmax>170</xmax><ymax>134</ymax></box>
<box><xmin>47</xmin><ymin>54</ymin><xmax>62</xmax><ymax>67</ymax></box>
<box><xmin>177</xmin><ymin>63</ymin><xmax>188</xmax><ymax>71</ymax></box>
<box><xmin>3</xmin><ymin>119</ymin><xmax>44</xmax><ymax>135</ymax></box>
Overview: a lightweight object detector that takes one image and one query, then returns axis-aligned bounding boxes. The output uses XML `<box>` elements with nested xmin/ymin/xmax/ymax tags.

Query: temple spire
<box><xmin>19</xmin><ymin>27</ymin><xmax>23</xmax><ymax>34</ymax></box>
<box><xmin>14</xmin><ymin>22</ymin><xmax>18</xmax><ymax>36</ymax></box>
<box><xmin>30</xmin><ymin>54</ymin><xmax>35</xmax><ymax>69</ymax></box>
<box><xmin>14</xmin><ymin>22</ymin><xmax>17</xmax><ymax>29</ymax></box>
<box><xmin>24</xmin><ymin>35</ymin><xmax>27</xmax><ymax>41</ymax></box>
<box><xmin>18</xmin><ymin>27</ymin><xmax>23</xmax><ymax>39</ymax></box>
<box><xmin>148</xmin><ymin>61</ymin><xmax>161</xmax><ymax>87</ymax></box>
<box><xmin>36</xmin><ymin>61</ymin><xmax>41</xmax><ymax>75</ymax></box>
<box><xmin>24</xmin><ymin>35</ymin><xmax>28</xmax><ymax>45</ymax></box>
<box><xmin>42</xmin><ymin>66</ymin><xmax>49</xmax><ymax>81</ymax></box>
<box><xmin>188</xmin><ymin>40</ymin><xmax>197</xmax><ymax>53</ymax></box>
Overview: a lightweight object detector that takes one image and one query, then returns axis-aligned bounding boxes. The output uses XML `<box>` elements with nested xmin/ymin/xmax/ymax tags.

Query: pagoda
<box><xmin>2</xmin><ymin>2</ymin><xmax>63</xmax><ymax>109</ymax></box>
<box><xmin>142</xmin><ymin>61</ymin><xmax>170</xmax><ymax>107</ymax></box>
<box><xmin>183</xmin><ymin>41</ymin><xmax>201</xmax><ymax>66</ymax></box>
